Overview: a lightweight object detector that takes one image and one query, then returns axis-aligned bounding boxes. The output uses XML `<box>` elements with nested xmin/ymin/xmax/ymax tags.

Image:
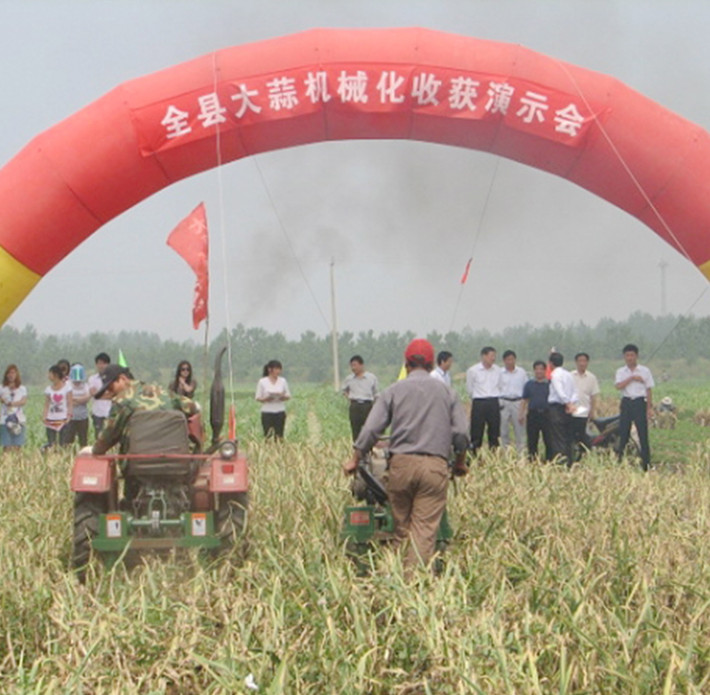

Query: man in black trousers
<box><xmin>614</xmin><ymin>344</ymin><xmax>654</xmax><ymax>470</ymax></box>
<box><xmin>465</xmin><ymin>347</ymin><xmax>502</xmax><ymax>454</ymax></box>
<box><xmin>546</xmin><ymin>352</ymin><xmax>578</xmax><ymax>467</ymax></box>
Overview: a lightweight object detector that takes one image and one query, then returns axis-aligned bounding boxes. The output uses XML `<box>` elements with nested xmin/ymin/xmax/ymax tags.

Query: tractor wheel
<box><xmin>215</xmin><ymin>492</ymin><xmax>249</xmax><ymax>557</ymax></box>
<box><xmin>72</xmin><ymin>492</ymin><xmax>108</xmax><ymax>579</ymax></box>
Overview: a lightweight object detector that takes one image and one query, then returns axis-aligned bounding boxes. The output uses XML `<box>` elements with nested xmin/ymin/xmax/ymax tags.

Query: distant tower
<box><xmin>659</xmin><ymin>259</ymin><xmax>668</xmax><ymax>315</ymax></box>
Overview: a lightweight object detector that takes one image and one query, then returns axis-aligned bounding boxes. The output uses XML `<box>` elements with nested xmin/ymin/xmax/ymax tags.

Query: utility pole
<box><xmin>659</xmin><ymin>259</ymin><xmax>668</xmax><ymax>315</ymax></box>
<box><xmin>330</xmin><ymin>257</ymin><xmax>340</xmax><ymax>392</ymax></box>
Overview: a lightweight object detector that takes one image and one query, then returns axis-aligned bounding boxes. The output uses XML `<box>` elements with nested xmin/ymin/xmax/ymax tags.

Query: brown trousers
<box><xmin>387</xmin><ymin>453</ymin><xmax>449</xmax><ymax>572</ymax></box>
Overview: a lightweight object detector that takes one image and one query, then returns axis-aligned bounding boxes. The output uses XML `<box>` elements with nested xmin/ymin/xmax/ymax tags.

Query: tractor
<box><xmin>71</xmin><ymin>349</ymin><xmax>248</xmax><ymax>576</ymax></box>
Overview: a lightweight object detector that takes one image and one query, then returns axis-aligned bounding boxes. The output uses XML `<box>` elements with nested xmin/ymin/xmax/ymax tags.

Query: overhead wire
<box><xmin>551</xmin><ymin>58</ymin><xmax>694</xmax><ymax>265</ymax></box>
<box><xmin>250</xmin><ymin>156</ymin><xmax>332</xmax><ymax>333</ymax></box>
<box><xmin>551</xmin><ymin>56</ymin><xmax>705</xmax><ymax>361</ymax></box>
<box><xmin>207</xmin><ymin>49</ymin><xmax>707</xmax><ymax>366</ymax></box>
<box><xmin>646</xmin><ymin>286</ymin><xmax>710</xmax><ymax>362</ymax></box>
<box><xmin>210</xmin><ymin>48</ymin><xmax>330</xmax><ymax>403</ymax></box>
<box><xmin>448</xmin><ymin>156</ymin><xmax>502</xmax><ymax>332</ymax></box>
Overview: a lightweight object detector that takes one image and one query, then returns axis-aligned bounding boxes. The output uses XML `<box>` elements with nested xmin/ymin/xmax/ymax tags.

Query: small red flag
<box><xmin>460</xmin><ymin>257</ymin><xmax>473</xmax><ymax>285</ymax></box>
<box><xmin>167</xmin><ymin>203</ymin><xmax>209</xmax><ymax>329</ymax></box>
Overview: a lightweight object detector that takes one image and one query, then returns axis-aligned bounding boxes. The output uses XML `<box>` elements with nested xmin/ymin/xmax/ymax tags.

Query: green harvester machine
<box><xmin>341</xmin><ymin>448</ymin><xmax>453</xmax><ymax>569</ymax></box>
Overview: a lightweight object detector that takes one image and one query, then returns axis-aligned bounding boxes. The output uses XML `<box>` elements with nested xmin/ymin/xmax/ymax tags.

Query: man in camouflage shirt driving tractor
<box><xmin>91</xmin><ymin>365</ymin><xmax>198</xmax><ymax>456</ymax></box>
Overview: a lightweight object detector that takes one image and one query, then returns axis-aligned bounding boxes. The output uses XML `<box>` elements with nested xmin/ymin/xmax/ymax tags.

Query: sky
<box><xmin>1</xmin><ymin>0</ymin><xmax>710</xmax><ymax>343</ymax></box>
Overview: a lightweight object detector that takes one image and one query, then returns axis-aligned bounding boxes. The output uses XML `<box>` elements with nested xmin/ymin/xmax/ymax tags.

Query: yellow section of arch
<box><xmin>0</xmin><ymin>247</ymin><xmax>41</xmax><ymax>325</ymax></box>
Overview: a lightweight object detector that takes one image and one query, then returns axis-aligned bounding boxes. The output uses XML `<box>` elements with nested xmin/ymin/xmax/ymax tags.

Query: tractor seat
<box><xmin>124</xmin><ymin>409</ymin><xmax>194</xmax><ymax>479</ymax></box>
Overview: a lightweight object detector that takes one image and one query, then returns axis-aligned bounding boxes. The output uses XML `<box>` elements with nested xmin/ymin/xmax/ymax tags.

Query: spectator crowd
<box><xmin>0</xmin><ymin>342</ymin><xmax>655</xmax><ymax>477</ymax></box>
<box><xmin>339</xmin><ymin>343</ymin><xmax>655</xmax><ymax>471</ymax></box>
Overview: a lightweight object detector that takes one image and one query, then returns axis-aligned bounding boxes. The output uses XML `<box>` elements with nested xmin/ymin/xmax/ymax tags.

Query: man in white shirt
<box><xmin>571</xmin><ymin>352</ymin><xmax>600</xmax><ymax>457</ymax></box>
<box><xmin>466</xmin><ymin>346</ymin><xmax>502</xmax><ymax>454</ymax></box>
<box><xmin>431</xmin><ymin>351</ymin><xmax>453</xmax><ymax>387</ymax></box>
<box><xmin>615</xmin><ymin>343</ymin><xmax>654</xmax><ymax>470</ymax></box>
<box><xmin>499</xmin><ymin>349</ymin><xmax>527</xmax><ymax>454</ymax></box>
<box><xmin>547</xmin><ymin>352</ymin><xmax>578</xmax><ymax>467</ymax></box>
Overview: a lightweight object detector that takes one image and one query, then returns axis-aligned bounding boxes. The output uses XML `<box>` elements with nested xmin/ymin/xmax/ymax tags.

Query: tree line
<box><xmin>0</xmin><ymin>311</ymin><xmax>704</xmax><ymax>387</ymax></box>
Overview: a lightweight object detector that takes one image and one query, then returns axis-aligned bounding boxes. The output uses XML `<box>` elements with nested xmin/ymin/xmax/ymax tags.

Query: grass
<box><xmin>0</xmin><ymin>384</ymin><xmax>709</xmax><ymax>692</ymax></box>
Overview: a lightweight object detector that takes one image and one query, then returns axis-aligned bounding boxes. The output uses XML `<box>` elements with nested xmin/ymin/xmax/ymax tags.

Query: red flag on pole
<box><xmin>460</xmin><ymin>257</ymin><xmax>473</xmax><ymax>285</ymax></box>
<box><xmin>167</xmin><ymin>203</ymin><xmax>209</xmax><ymax>329</ymax></box>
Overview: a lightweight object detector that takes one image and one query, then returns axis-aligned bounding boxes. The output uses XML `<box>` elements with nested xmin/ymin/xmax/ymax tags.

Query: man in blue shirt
<box><xmin>520</xmin><ymin>360</ymin><xmax>551</xmax><ymax>461</ymax></box>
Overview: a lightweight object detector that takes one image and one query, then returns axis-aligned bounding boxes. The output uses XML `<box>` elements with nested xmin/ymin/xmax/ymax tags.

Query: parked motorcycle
<box><xmin>576</xmin><ymin>414</ymin><xmax>641</xmax><ymax>460</ymax></box>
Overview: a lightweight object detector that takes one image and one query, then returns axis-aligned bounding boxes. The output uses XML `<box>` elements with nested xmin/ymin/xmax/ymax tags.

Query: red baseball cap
<box><xmin>404</xmin><ymin>338</ymin><xmax>435</xmax><ymax>365</ymax></box>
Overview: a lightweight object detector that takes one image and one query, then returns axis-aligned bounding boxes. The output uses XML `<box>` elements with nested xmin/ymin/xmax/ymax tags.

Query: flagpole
<box><xmin>203</xmin><ymin>316</ymin><xmax>210</xmax><ymax>406</ymax></box>
<box><xmin>330</xmin><ymin>257</ymin><xmax>340</xmax><ymax>393</ymax></box>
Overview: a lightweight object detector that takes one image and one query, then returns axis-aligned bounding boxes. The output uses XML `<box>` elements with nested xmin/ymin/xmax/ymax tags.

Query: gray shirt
<box><xmin>342</xmin><ymin>371</ymin><xmax>379</xmax><ymax>401</ymax></box>
<box><xmin>500</xmin><ymin>366</ymin><xmax>528</xmax><ymax>399</ymax></box>
<box><xmin>354</xmin><ymin>369</ymin><xmax>470</xmax><ymax>459</ymax></box>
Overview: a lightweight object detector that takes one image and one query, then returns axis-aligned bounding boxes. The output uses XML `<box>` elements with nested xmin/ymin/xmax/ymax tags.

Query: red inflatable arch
<box><xmin>0</xmin><ymin>27</ymin><xmax>709</xmax><ymax>324</ymax></box>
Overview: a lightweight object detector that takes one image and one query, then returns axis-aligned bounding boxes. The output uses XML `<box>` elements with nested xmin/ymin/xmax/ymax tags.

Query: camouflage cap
<box><xmin>93</xmin><ymin>364</ymin><xmax>130</xmax><ymax>399</ymax></box>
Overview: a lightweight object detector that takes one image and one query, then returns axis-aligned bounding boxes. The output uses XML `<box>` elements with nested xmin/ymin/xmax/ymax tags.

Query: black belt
<box><xmin>501</xmin><ymin>397</ymin><xmax>521</xmax><ymax>401</ymax></box>
<box><xmin>473</xmin><ymin>397</ymin><xmax>499</xmax><ymax>401</ymax></box>
<box><xmin>622</xmin><ymin>397</ymin><xmax>646</xmax><ymax>401</ymax></box>
<box><xmin>351</xmin><ymin>399</ymin><xmax>373</xmax><ymax>404</ymax></box>
<box><xmin>549</xmin><ymin>402</ymin><xmax>567</xmax><ymax>408</ymax></box>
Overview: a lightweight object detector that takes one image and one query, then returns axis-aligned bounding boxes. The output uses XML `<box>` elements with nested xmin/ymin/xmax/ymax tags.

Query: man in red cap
<box><xmin>343</xmin><ymin>338</ymin><xmax>469</xmax><ymax>574</ymax></box>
